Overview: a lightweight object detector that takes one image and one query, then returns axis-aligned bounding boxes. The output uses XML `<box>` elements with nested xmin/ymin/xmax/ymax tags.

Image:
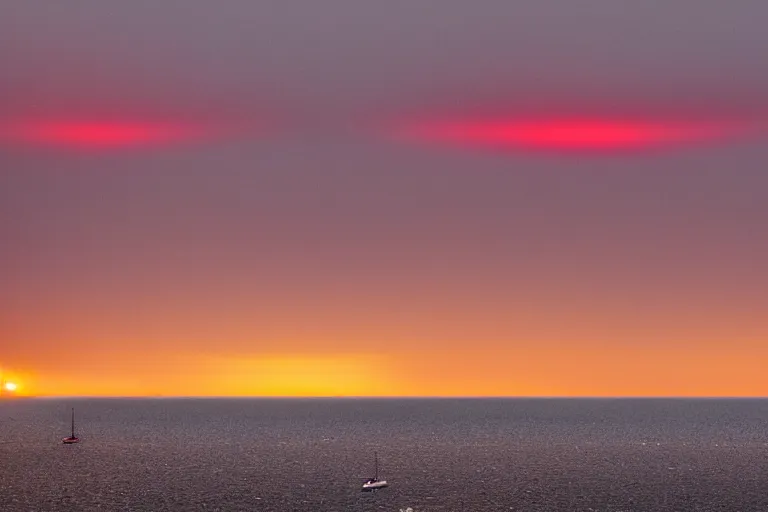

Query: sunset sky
<box><xmin>1</xmin><ymin>1</ymin><xmax>767</xmax><ymax>397</ymax></box>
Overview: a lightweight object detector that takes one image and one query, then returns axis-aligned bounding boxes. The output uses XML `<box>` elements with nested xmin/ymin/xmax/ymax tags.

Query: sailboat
<box><xmin>62</xmin><ymin>408</ymin><xmax>80</xmax><ymax>444</ymax></box>
<box><xmin>361</xmin><ymin>451</ymin><xmax>388</xmax><ymax>491</ymax></box>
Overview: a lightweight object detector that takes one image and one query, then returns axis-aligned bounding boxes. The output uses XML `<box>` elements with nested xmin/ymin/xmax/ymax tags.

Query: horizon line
<box><xmin>9</xmin><ymin>395</ymin><xmax>768</xmax><ymax>400</ymax></box>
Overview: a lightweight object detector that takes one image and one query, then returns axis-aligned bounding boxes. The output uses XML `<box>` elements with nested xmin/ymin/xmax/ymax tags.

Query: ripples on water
<box><xmin>1</xmin><ymin>398</ymin><xmax>767</xmax><ymax>511</ymax></box>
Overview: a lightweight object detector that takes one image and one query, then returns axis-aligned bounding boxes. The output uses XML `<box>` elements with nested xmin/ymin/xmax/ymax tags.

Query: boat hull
<box><xmin>362</xmin><ymin>480</ymin><xmax>388</xmax><ymax>491</ymax></box>
<box><xmin>62</xmin><ymin>437</ymin><xmax>80</xmax><ymax>444</ymax></box>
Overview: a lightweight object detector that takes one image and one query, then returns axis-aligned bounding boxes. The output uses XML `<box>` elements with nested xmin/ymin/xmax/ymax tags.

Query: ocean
<box><xmin>1</xmin><ymin>398</ymin><xmax>767</xmax><ymax>511</ymax></box>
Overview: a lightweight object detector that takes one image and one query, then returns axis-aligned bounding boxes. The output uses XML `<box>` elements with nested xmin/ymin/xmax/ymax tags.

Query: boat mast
<box><xmin>374</xmin><ymin>451</ymin><xmax>378</xmax><ymax>480</ymax></box>
<box><xmin>71</xmin><ymin>408</ymin><xmax>75</xmax><ymax>438</ymax></box>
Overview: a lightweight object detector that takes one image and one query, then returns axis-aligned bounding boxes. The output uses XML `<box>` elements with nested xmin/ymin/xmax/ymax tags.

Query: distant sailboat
<box><xmin>62</xmin><ymin>408</ymin><xmax>80</xmax><ymax>444</ymax></box>
<box><xmin>361</xmin><ymin>451</ymin><xmax>388</xmax><ymax>491</ymax></box>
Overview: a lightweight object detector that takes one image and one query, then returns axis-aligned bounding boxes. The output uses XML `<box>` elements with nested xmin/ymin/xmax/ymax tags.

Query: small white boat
<box><xmin>361</xmin><ymin>451</ymin><xmax>388</xmax><ymax>491</ymax></box>
<box><xmin>62</xmin><ymin>407</ymin><xmax>80</xmax><ymax>444</ymax></box>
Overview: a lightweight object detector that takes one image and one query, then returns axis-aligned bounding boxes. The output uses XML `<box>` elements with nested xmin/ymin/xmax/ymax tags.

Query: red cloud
<box><xmin>397</xmin><ymin>118</ymin><xmax>752</xmax><ymax>152</ymax></box>
<box><xmin>0</xmin><ymin>120</ymin><xmax>214</xmax><ymax>149</ymax></box>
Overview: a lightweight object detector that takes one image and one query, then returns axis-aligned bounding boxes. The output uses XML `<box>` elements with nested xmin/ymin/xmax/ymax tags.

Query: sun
<box><xmin>3</xmin><ymin>382</ymin><xmax>17</xmax><ymax>392</ymax></box>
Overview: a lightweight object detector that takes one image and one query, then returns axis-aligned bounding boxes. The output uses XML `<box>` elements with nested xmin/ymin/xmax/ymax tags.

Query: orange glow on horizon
<box><xmin>398</xmin><ymin>118</ymin><xmax>752</xmax><ymax>151</ymax></box>
<box><xmin>9</xmin><ymin>343</ymin><xmax>768</xmax><ymax>398</ymax></box>
<box><xmin>11</xmin><ymin>354</ymin><xmax>398</xmax><ymax>398</ymax></box>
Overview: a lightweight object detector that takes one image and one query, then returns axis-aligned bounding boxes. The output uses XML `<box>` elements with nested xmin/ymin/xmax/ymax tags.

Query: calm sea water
<box><xmin>1</xmin><ymin>398</ymin><xmax>767</xmax><ymax>511</ymax></box>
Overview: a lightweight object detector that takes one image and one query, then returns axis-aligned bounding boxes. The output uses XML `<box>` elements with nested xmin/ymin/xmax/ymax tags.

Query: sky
<box><xmin>1</xmin><ymin>1</ymin><xmax>767</xmax><ymax>397</ymax></box>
